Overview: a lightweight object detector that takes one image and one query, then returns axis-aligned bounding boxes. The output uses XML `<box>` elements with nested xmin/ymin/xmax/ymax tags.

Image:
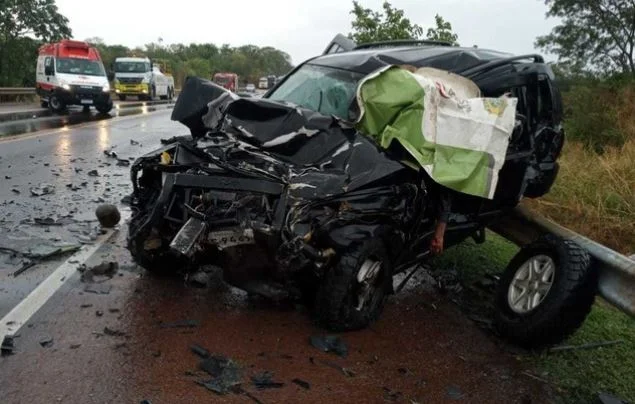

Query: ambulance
<box><xmin>36</xmin><ymin>39</ymin><xmax>113</xmax><ymax>114</ymax></box>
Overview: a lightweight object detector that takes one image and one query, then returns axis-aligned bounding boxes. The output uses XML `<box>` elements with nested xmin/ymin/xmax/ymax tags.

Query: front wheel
<box><xmin>48</xmin><ymin>94</ymin><xmax>65</xmax><ymax>113</ymax></box>
<box><xmin>314</xmin><ymin>239</ymin><xmax>392</xmax><ymax>331</ymax></box>
<box><xmin>494</xmin><ymin>234</ymin><xmax>596</xmax><ymax>349</ymax></box>
<box><xmin>96</xmin><ymin>101</ymin><xmax>113</xmax><ymax>114</ymax></box>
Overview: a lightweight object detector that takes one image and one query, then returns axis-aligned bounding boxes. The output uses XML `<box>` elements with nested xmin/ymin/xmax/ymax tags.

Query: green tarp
<box><xmin>354</xmin><ymin>65</ymin><xmax>518</xmax><ymax>199</ymax></box>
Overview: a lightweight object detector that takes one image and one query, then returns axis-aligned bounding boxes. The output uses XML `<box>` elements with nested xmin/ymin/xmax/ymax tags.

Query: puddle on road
<box><xmin>0</xmin><ymin>104</ymin><xmax>174</xmax><ymax>138</ymax></box>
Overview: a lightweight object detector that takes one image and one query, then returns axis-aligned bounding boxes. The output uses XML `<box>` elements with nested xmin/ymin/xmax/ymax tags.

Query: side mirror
<box><xmin>45</xmin><ymin>66</ymin><xmax>54</xmax><ymax>76</ymax></box>
<box><xmin>107</xmin><ymin>71</ymin><xmax>115</xmax><ymax>81</ymax></box>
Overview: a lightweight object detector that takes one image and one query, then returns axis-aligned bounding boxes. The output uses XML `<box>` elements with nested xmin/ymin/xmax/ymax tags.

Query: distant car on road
<box><xmin>246</xmin><ymin>83</ymin><xmax>256</xmax><ymax>92</ymax></box>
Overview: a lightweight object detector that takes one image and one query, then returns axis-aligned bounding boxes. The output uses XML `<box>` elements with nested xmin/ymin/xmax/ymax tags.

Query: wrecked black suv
<box><xmin>127</xmin><ymin>38</ymin><xmax>596</xmax><ymax>348</ymax></box>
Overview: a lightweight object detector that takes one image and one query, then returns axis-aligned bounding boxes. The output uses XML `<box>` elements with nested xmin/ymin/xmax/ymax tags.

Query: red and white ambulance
<box><xmin>36</xmin><ymin>39</ymin><xmax>113</xmax><ymax>114</ymax></box>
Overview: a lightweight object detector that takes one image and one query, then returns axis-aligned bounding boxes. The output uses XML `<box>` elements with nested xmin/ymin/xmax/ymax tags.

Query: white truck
<box><xmin>113</xmin><ymin>57</ymin><xmax>175</xmax><ymax>101</ymax></box>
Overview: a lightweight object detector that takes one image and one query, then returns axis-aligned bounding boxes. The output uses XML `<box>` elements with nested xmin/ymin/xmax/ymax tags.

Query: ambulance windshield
<box><xmin>55</xmin><ymin>58</ymin><xmax>106</xmax><ymax>76</ymax></box>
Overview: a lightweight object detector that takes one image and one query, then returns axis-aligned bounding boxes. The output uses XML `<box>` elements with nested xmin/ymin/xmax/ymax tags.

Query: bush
<box><xmin>562</xmin><ymin>78</ymin><xmax>635</xmax><ymax>153</ymax></box>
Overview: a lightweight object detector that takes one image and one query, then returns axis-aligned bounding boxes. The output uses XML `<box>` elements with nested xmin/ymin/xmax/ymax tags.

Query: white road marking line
<box><xmin>0</xmin><ymin>210</ymin><xmax>131</xmax><ymax>342</ymax></box>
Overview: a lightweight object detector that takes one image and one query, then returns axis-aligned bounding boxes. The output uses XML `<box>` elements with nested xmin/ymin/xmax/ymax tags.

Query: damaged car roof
<box><xmin>301</xmin><ymin>46</ymin><xmax>516</xmax><ymax>76</ymax></box>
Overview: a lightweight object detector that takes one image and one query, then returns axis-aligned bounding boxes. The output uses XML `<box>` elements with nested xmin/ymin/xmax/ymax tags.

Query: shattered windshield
<box><xmin>55</xmin><ymin>58</ymin><xmax>105</xmax><ymax>76</ymax></box>
<box><xmin>114</xmin><ymin>61</ymin><xmax>150</xmax><ymax>73</ymax></box>
<box><xmin>267</xmin><ymin>64</ymin><xmax>363</xmax><ymax>119</ymax></box>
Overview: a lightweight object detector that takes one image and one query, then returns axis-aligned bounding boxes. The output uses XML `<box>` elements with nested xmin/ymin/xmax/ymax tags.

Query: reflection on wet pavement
<box><xmin>0</xmin><ymin>103</ymin><xmax>174</xmax><ymax>138</ymax></box>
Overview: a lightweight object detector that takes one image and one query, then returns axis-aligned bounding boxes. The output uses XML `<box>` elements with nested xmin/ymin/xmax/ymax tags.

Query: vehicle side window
<box><xmin>45</xmin><ymin>56</ymin><xmax>53</xmax><ymax>72</ymax></box>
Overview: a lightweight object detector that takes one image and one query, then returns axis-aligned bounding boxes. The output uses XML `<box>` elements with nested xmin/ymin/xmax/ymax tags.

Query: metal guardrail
<box><xmin>0</xmin><ymin>87</ymin><xmax>181</xmax><ymax>99</ymax></box>
<box><xmin>0</xmin><ymin>87</ymin><xmax>36</xmax><ymax>96</ymax></box>
<box><xmin>489</xmin><ymin>205</ymin><xmax>635</xmax><ymax>318</ymax></box>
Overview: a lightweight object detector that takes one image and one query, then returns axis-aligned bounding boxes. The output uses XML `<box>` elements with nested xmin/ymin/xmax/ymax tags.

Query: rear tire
<box><xmin>314</xmin><ymin>239</ymin><xmax>391</xmax><ymax>331</ymax></box>
<box><xmin>40</xmin><ymin>100</ymin><xmax>49</xmax><ymax>108</ymax></box>
<box><xmin>494</xmin><ymin>234</ymin><xmax>597</xmax><ymax>349</ymax></box>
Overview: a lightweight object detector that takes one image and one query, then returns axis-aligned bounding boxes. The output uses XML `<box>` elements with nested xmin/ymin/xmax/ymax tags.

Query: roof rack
<box><xmin>353</xmin><ymin>39</ymin><xmax>452</xmax><ymax>50</ymax></box>
<box><xmin>459</xmin><ymin>54</ymin><xmax>545</xmax><ymax>78</ymax></box>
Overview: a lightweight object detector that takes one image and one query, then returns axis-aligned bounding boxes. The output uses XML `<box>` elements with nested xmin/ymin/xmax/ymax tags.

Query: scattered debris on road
<box><xmin>95</xmin><ymin>204</ymin><xmax>121</xmax><ymax>228</ymax></box>
<box><xmin>103</xmin><ymin>326</ymin><xmax>126</xmax><ymax>337</ymax></box>
<box><xmin>1</xmin><ymin>335</ymin><xmax>15</xmax><ymax>356</ymax></box>
<box><xmin>191</xmin><ymin>344</ymin><xmax>210</xmax><ymax>359</ymax></box>
<box><xmin>88</xmin><ymin>169</ymin><xmax>99</xmax><ymax>177</ymax></box>
<box><xmin>104</xmin><ymin>149</ymin><xmax>118</xmax><ymax>159</ymax></box>
<box><xmin>130</xmin><ymin>139</ymin><xmax>140</xmax><ymax>146</ymax></box>
<box><xmin>383</xmin><ymin>387</ymin><xmax>403</xmax><ymax>402</ymax></box>
<box><xmin>291</xmin><ymin>378</ymin><xmax>310</xmax><ymax>390</ymax></box>
<box><xmin>310</xmin><ymin>335</ymin><xmax>348</xmax><ymax>357</ymax></box>
<box><xmin>29</xmin><ymin>183</ymin><xmax>54</xmax><ymax>197</ymax></box>
<box><xmin>79</xmin><ymin>261</ymin><xmax>119</xmax><ymax>283</ymax></box>
<box><xmin>446</xmin><ymin>384</ymin><xmax>464</xmax><ymax>400</ymax></box>
<box><xmin>159</xmin><ymin>319</ymin><xmax>200</xmax><ymax>329</ymax></box>
<box><xmin>39</xmin><ymin>336</ymin><xmax>54</xmax><ymax>348</ymax></box>
<box><xmin>197</xmin><ymin>354</ymin><xmax>243</xmax><ymax>395</ymax></box>
<box><xmin>251</xmin><ymin>371</ymin><xmax>284</xmax><ymax>389</ymax></box>
<box><xmin>84</xmin><ymin>283</ymin><xmax>113</xmax><ymax>294</ymax></box>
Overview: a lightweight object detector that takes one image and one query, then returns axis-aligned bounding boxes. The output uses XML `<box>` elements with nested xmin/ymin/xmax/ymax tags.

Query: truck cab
<box><xmin>212</xmin><ymin>72</ymin><xmax>238</xmax><ymax>92</ymax></box>
<box><xmin>36</xmin><ymin>39</ymin><xmax>113</xmax><ymax>114</ymax></box>
<box><xmin>113</xmin><ymin>57</ymin><xmax>175</xmax><ymax>101</ymax></box>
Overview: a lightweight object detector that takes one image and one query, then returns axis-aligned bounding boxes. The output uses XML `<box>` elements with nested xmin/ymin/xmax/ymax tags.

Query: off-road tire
<box><xmin>127</xmin><ymin>200</ymin><xmax>185</xmax><ymax>275</ymax></box>
<box><xmin>314</xmin><ymin>239</ymin><xmax>391</xmax><ymax>331</ymax></box>
<box><xmin>494</xmin><ymin>234</ymin><xmax>597</xmax><ymax>349</ymax></box>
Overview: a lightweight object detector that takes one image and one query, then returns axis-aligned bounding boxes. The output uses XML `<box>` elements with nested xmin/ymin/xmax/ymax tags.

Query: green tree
<box><xmin>535</xmin><ymin>0</ymin><xmax>635</xmax><ymax>76</ymax></box>
<box><xmin>426</xmin><ymin>14</ymin><xmax>459</xmax><ymax>45</ymax></box>
<box><xmin>348</xmin><ymin>1</ymin><xmax>424</xmax><ymax>44</ymax></box>
<box><xmin>0</xmin><ymin>0</ymin><xmax>72</xmax><ymax>86</ymax></box>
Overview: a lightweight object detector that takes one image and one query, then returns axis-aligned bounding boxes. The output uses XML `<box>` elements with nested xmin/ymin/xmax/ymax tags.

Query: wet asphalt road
<box><xmin>0</xmin><ymin>110</ymin><xmax>555</xmax><ymax>403</ymax></box>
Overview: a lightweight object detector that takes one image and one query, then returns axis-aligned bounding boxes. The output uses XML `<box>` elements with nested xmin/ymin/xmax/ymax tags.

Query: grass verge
<box><xmin>525</xmin><ymin>139</ymin><xmax>634</xmax><ymax>255</ymax></box>
<box><xmin>432</xmin><ymin>232</ymin><xmax>635</xmax><ymax>403</ymax></box>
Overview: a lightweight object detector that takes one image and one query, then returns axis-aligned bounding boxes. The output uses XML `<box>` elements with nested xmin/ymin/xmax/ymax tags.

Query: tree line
<box><xmin>84</xmin><ymin>38</ymin><xmax>294</xmax><ymax>88</ymax></box>
<box><xmin>0</xmin><ymin>1</ymin><xmax>293</xmax><ymax>88</ymax></box>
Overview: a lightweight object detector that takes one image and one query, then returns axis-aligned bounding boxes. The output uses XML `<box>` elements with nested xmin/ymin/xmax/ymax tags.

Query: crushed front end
<box><xmin>126</xmin><ymin>79</ymin><xmax>418</xmax><ymax>298</ymax></box>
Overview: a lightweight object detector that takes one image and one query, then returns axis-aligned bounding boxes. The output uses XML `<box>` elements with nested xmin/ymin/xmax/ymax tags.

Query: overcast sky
<box><xmin>56</xmin><ymin>0</ymin><xmax>559</xmax><ymax>65</ymax></box>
